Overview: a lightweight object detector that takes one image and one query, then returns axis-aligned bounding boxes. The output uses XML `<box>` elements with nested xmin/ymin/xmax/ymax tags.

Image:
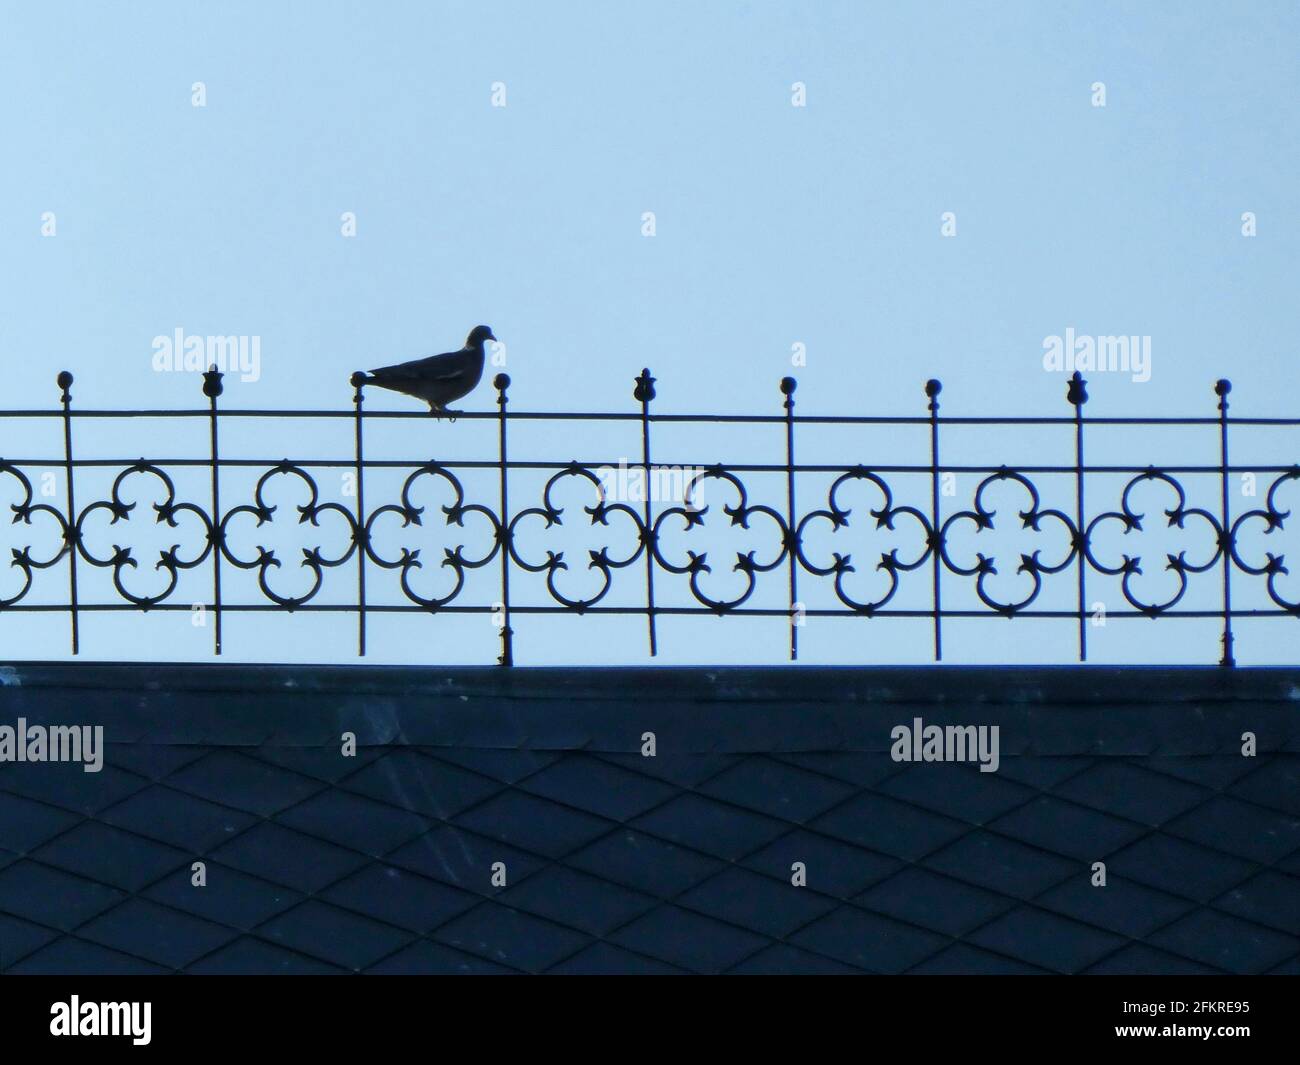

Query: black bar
<box><xmin>0</xmin><ymin>974</ymin><xmax>1289</xmax><ymax>1050</ymax></box>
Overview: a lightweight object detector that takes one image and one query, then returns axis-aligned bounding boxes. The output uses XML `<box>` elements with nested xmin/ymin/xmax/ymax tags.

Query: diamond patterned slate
<box><xmin>0</xmin><ymin>663</ymin><xmax>1297</xmax><ymax>973</ymax></box>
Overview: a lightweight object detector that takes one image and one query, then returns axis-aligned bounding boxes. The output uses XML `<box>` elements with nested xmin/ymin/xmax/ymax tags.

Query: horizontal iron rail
<box><xmin>0</xmin><ymin>603</ymin><xmax>1290</xmax><ymax>620</ymax></box>
<box><xmin>0</xmin><ymin>457</ymin><xmax>1296</xmax><ymax>476</ymax></box>
<box><xmin>2</xmin><ymin>407</ymin><xmax>1300</xmax><ymax>426</ymax></box>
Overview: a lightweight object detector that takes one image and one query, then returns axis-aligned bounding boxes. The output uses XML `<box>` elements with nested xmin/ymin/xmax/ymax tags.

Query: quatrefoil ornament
<box><xmin>220</xmin><ymin>462</ymin><xmax>355</xmax><ymax>609</ymax></box>
<box><xmin>76</xmin><ymin>463</ymin><xmax>212</xmax><ymax>607</ymax></box>
<box><xmin>940</xmin><ymin>470</ymin><xmax>1077</xmax><ymax>616</ymax></box>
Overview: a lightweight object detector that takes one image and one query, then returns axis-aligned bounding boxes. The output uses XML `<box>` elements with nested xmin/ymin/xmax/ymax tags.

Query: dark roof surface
<box><xmin>0</xmin><ymin>664</ymin><xmax>1297</xmax><ymax>974</ymax></box>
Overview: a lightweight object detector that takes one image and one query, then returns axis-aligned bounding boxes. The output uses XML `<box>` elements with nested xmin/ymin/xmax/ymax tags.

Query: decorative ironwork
<box><xmin>0</xmin><ymin>368</ymin><xmax>1296</xmax><ymax>666</ymax></box>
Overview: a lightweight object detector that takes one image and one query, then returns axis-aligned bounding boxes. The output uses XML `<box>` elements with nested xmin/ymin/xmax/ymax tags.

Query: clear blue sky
<box><xmin>0</xmin><ymin>1</ymin><xmax>1297</xmax><ymax>666</ymax></box>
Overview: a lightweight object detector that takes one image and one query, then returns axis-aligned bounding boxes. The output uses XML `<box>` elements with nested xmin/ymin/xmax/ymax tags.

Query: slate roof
<box><xmin>0</xmin><ymin>664</ymin><xmax>1297</xmax><ymax>974</ymax></box>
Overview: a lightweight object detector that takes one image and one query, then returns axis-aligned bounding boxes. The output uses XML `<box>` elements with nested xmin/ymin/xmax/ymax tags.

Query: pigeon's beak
<box><xmin>487</xmin><ymin>331</ymin><xmax>498</xmax><ymax>343</ymax></box>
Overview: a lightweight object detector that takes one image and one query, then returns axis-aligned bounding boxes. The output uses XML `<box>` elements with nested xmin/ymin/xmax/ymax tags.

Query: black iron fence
<box><xmin>0</xmin><ymin>368</ymin><xmax>1297</xmax><ymax>666</ymax></box>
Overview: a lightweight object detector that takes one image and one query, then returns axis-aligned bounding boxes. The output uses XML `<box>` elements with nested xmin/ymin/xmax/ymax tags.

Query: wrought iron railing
<box><xmin>0</xmin><ymin>367</ymin><xmax>1296</xmax><ymax>666</ymax></box>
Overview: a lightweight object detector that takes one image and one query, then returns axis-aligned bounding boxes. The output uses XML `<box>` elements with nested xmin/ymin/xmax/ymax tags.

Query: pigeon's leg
<box><xmin>444</xmin><ymin>407</ymin><xmax>461</xmax><ymax>423</ymax></box>
<box><xmin>427</xmin><ymin>403</ymin><xmax>445</xmax><ymax>419</ymax></box>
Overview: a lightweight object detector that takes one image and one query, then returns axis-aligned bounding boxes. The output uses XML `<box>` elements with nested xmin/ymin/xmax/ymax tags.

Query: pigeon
<box><xmin>359</xmin><ymin>325</ymin><xmax>496</xmax><ymax>417</ymax></box>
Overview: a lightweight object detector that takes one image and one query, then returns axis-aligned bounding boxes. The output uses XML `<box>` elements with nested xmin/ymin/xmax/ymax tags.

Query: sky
<box><xmin>0</xmin><ymin>0</ymin><xmax>1297</xmax><ymax>666</ymax></box>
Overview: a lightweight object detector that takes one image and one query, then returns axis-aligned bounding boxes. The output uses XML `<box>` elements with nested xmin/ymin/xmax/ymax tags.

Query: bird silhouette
<box><xmin>358</xmin><ymin>325</ymin><xmax>496</xmax><ymax>417</ymax></box>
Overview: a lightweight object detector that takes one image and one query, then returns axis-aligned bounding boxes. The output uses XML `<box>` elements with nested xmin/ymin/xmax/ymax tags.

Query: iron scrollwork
<box><xmin>0</xmin><ymin>369</ymin><xmax>1291</xmax><ymax>665</ymax></box>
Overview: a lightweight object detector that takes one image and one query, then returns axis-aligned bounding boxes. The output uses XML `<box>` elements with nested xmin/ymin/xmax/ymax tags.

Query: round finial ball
<box><xmin>57</xmin><ymin>371</ymin><xmax>73</xmax><ymax>391</ymax></box>
<box><xmin>350</xmin><ymin>371</ymin><xmax>367</xmax><ymax>389</ymax></box>
<box><xmin>780</xmin><ymin>376</ymin><xmax>797</xmax><ymax>395</ymax></box>
<box><xmin>1215</xmin><ymin>379</ymin><xmax>1232</xmax><ymax>396</ymax></box>
<box><xmin>494</xmin><ymin>373</ymin><xmax>511</xmax><ymax>391</ymax></box>
<box><xmin>925</xmin><ymin>379</ymin><xmax>942</xmax><ymax>397</ymax></box>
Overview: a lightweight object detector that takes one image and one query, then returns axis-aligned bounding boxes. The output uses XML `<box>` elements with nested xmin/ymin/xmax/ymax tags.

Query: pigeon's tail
<box><xmin>355</xmin><ymin>366</ymin><xmax>436</xmax><ymax>407</ymax></box>
<box><xmin>362</xmin><ymin>366</ymin><xmax>405</xmax><ymax>385</ymax></box>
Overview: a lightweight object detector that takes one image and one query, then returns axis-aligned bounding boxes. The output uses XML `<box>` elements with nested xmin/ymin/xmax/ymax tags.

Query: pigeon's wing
<box><xmin>368</xmin><ymin>348</ymin><xmax>467</xmax><ymax>383</ymax></box>
<box><xmin>365</xmin><ymin>348</ymin><xmax>483</xmax><ymax>406</ymax></box>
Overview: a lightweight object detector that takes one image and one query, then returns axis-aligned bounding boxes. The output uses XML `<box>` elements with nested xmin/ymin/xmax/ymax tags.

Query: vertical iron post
<box><xmin>634</xmin><ymin>369</ymin><xmax>658</xmax><ymax>656</ymax></box>
<box><xmin>351</xmin><ymin>372</ymin><xmax>368</xmax><ymax>656</ymax></box>
<box><xmin>57</xmin><ymin>371</ymin><xmax>79</xmax><ymax>654</ymax></box>
<box><xmin>781</xmin><ymin>377</ymin><xmax>798</xmax><ymax>660</ymax></box>
<box><xmin>495</xmin><ymin>373</ymin><xmax>513</xmax><ymax>666</ymax></box>
<box><xmin>1216</xmin><ymin>379</ymin><xmax>1235</xmax><ymax>667</ymax></box>
<box><xmin>202</xmin><ymin>365</ymin><xmax>224</xmax><ymax>655</ymax></box>
<box><xmin>926</xmin><ymin>379</ymin><xmax>942</xmax><ymax>661</ymax></box>
<box><xmin>1068</xmin><ymin>371</ymin><xmax>1089</xmax><ymax>661</ymax></box>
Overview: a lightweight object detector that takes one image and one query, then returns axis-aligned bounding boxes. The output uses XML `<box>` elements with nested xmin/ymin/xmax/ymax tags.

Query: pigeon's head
<box><xmin>467</xmin><ymin>325</ymin><xmax>497</xmax><ymax>348</ymax></box>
